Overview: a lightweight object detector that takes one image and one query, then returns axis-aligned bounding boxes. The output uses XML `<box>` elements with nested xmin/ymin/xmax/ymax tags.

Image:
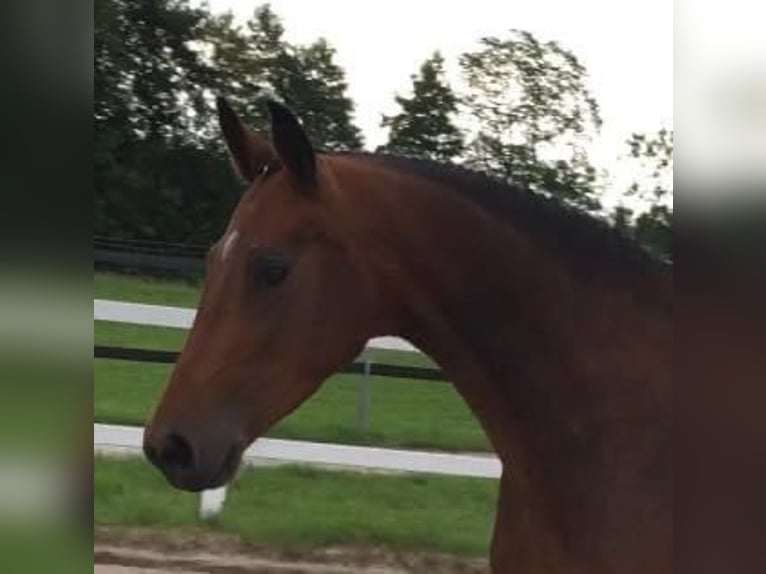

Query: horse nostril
<box><xmin>159</xmin><ymin>432</ymin><xmax>195</xmax><ymax>472</ymax></box>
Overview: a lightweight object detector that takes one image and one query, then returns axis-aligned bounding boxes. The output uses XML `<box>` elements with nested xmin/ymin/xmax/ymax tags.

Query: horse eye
<box><xmin>255</xmin><ymin>257</ymin><xmax>290</xmax><ymax>288</ymax></box>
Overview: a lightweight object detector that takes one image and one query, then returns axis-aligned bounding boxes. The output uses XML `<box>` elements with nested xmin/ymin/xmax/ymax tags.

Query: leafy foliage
<box><xmin>95</xmin><ymin>0</ymin><xmax>212</xmax><ymax>144</ymax></box>
<box><xmin>95</xmin><ymin>1</ymin><xmax>362</xmax><ymax>244</ymax></box>
<box><xmin>615</xmin><ymin>128</ymin><xmax>673</xmax><ymax>259</ymax></box>
<box><xmin>95</xmin><ymin>0</ymin><xmax>231</xmax><ymax>243</ymax></box>
<box><xmin>379</xmin><ymin>52</ymin><xmax>463</xmax><ymax>162</ymax></box>
<box><xmin>459</xmin><ymin>31</ymin><xmax>603</xmax><ymax>211</ymax></box>
<box><xmin>96</xmin><ymin>3</ymin><xmax>671</xmax><ymax>266</ymax></box>
<box><xmin>206</xmin><ymin>5</ymin><xmax>363</xmax><ymax>150</ymax></box>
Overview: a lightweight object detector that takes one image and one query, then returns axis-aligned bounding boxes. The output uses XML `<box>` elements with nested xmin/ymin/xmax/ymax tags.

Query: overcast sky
<box><xmin>199</xmin><ymin>0</ymin><xmax>674</xmax><ymax>204</ymax></box>
<box><xmin>677</xmin><ymin>0</ymin><xmax>766</xmax><ymax>192</ymax></box>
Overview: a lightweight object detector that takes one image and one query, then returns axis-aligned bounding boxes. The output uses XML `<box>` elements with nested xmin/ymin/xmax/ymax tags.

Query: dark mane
<box><xmin>332</xmin><ymin>151</ymin><xmax>668</xmax><ymax>279</ymax></box>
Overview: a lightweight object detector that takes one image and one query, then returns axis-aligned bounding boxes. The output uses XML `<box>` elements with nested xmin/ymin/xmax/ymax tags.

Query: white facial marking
<box><xmin>221</xmin><ymin>229</ymin><xmax>239</xmax><ymax>261</ymax></box>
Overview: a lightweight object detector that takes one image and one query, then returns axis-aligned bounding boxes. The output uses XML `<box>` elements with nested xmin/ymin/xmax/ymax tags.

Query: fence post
<box><xmin>356</xmin><ymin>355</ymin><xmax>372</xmax><ymax>431</ymax></box>
<box><xmin>199</xmin><ymin>486</ymin><xmax>227</xmax><ymax>521</ymax></box>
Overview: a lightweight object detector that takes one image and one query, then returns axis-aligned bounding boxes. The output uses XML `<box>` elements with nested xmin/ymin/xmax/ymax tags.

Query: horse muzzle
<box><xmin>143</xmin><ymin>426</ymin><xmax>244</xmax><ymax>492</ymax></box>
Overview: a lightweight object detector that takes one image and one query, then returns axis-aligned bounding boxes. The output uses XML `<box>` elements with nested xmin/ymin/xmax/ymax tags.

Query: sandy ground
<box><xmin>95</xmin><ymin>526</ymin><xmax>489</xmax><ymax>574</ymax></box>
<box><xmin>96</xmin><ymin>567</ymin><xmax>199</xmax><ymax>574</ymax></box>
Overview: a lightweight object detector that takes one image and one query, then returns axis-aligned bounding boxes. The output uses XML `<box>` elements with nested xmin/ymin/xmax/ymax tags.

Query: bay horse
<box><xmin>144</xmin><ymin>97</ymin><xmax>672</xmax><ymax>573</ymax></box>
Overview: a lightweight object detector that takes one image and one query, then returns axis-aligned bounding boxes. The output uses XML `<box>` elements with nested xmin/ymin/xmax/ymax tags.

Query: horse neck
<box><xmin>336</xmin><ymin>156</ymin><xmax>672</xmax><ymax>543</ymax></box>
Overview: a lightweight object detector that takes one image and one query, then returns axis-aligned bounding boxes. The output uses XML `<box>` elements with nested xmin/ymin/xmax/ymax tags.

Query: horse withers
<box><xmin>144</xmin><ymin>97</ymin><xmax>672</xmax><ymax>573</ymax></box>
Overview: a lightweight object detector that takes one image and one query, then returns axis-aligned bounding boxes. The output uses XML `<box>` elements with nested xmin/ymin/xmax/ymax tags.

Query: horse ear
<box><xmin>216</xmin><ymin>96</ymin><xmax>276</xmax><ymax>183</ymax></box>
<box><xmin>266</xmin><ymin>100</ymin><xmax>316</xmax><ymax>186</ymax></box>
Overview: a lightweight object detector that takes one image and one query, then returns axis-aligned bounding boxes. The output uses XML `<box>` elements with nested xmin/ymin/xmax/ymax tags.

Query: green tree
<box><xmin>292</xmin><ymin>39</ymin><xmax>364</xmax><ymax>150</ymax></box>
<box><xmin>459</xmin><ymin>31</ymin><xmax>603</xmax><ymax>210</ymax></box>
<box><xmin>95</xmin><ymin>0</ymin><xmax>213</xmax><ymax>144</ymax></box>
<box><xmin>95</xmin><ymin>0</ymin><xmax>237</xmax><ymax>244</ymax></box>
<box><xmin>95</xmin><ymin>0</ymin><xmax>131</xmax><ymax>130</ymax></box>
<box><xmin>615</xmin><ymin>128</ymin><xmax>673</xmax><ymax>259</ymax></box>
<box><xmin>379</xmin><ymin>52</ymin><xmax>463</xmax><ymax>161</ymax></box>
<box><xmin>95</xmin><ymin>1</ymin><xmax>363</xmax><ymax>246</ymax></box>
<box><xmin>208</xmin><ymin>4</ymin><xmax>363</xmax><ymax>150</ymax></box>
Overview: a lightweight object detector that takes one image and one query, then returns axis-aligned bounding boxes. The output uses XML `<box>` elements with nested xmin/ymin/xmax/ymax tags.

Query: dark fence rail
<box><xmin>94</xmin><ymin>238</ymin><xmax>206</xmax><ymax>276</ymax></box>
<box><xmin>95</xmin><ymin>345</ymin><xmax>446</xmax><ymax>382</ymax></box>
<box><xmin>94</xmin><ymin>243</ymin><xmax>448</xmax><ymax>433</ymax></box>
<box><xmin>95</xmin><ymin>248</ymin><xmax>205</xmax><ymax>275</ymax></box>
<box><xmin>95</xmin><ymin>236</ymin><xmax>209</xmax><ymax>256</ymax></box>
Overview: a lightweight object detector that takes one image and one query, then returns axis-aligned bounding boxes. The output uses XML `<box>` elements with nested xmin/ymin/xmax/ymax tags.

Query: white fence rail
<box><xmin>95</xmin><ymin>424</ymin><xmax>501</xmax><ymax>478</ymax></box>
<box><xmin>94</xmin><ymin>299</ymin><xmax>419</xmax><ymax>353</ymax></box>
<box><xmin>94</xmin><ymin>300</ymin><xmax>493</xmax><ymax>520</ymax></box>
<box><xmin>95</xmin><ymin>423</ymin><xmax>501</xmax><ymax>519</ymax></box>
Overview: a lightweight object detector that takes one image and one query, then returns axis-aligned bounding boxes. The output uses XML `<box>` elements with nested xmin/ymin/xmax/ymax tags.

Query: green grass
<box><xmin>95</xmin><ymin>321</ymin><xmax>189</xmax><ymax>350</ymax></box>
<box><xmin>94</xmin><ymin>456</ymin><xmax>497</xmax><ymax>555</ymax></box>
<box><xmin>94</xmin><ymin>272</ymin><xmax>489</xmax><ymax>452</ymax></box>
<box><xmin>95</xmin><ymin>357</ymin><xmax>489</xmax><ymax>452</ymax></box>
<box><xmin>95</xmin><ymin>271</ymin><xmax>202</xmax><ymax>308</ymax></box>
